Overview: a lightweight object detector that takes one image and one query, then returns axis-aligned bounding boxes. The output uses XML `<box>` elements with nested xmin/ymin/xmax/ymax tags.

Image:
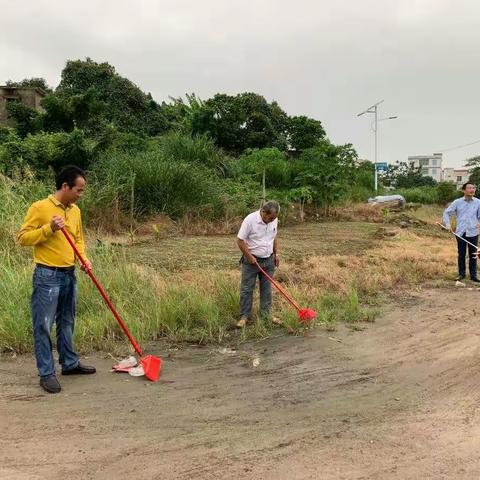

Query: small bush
<box><xmin>0</xmin><ymin>129</ymin><xmax>95</xmax><ymax>175</ymax></box>
<box><xmin>394</xmin><ymin>183</ymin><xmax>462</xmax><ymax>205</ymax></box>
<box><xmin>230</xmin><ymin>147</ymin><xmax>291</xmax><ymax>188</ymax></box>
<box><xmin>394</xmin><ymin>187</ymin><xmax>438</xmax><ymax>204</ymax></box>
<box><xmin>436</xmin><ymin>181</ymin><xmax>462</xmax><ymax>204</ymax></box>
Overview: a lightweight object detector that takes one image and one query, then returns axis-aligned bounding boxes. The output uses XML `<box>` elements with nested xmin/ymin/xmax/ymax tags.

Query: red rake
<box><xmin>255</xmin><ymin>261</ymin><xmax>317</xmax><ymax>322</ymax></box>
<box><xmin>61</xmin><ymin>228</ymin><xmax>161</xmax><ymax>382</ymax></box>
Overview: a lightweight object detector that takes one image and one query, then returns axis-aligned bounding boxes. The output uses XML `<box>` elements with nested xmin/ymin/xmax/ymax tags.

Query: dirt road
<box><xmin>2</xmin><ymin>287</ymin><xmax>480</xmax><ymax>479</ymax></box>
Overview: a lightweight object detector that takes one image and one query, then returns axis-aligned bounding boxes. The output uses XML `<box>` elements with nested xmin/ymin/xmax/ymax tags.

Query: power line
<box><xmin>436</xmin><ymin>138</ymin><xmax>480</xmax><ymax>153</ymax></box>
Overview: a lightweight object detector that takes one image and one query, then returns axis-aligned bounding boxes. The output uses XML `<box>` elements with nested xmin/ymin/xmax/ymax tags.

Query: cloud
<box><xmin>1</xmin><ymin>0</ymin><xmax>479</xmax><ymax>166</ymax></box>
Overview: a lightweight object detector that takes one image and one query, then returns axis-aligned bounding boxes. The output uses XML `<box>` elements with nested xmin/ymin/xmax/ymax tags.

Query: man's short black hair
<box><xmin>462</xmin><ymin>182</ymin><xmax>476</xmax><ymax>191</ymax></box>
<box><xmin>55</xmin><ymin>165</ymin><xmax>86</xmax><ymax>190</ymax></box>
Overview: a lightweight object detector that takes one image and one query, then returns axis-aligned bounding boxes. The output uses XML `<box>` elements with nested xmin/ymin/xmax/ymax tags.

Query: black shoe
<box><xmin>62</xmin><ymin>362</ymin><xmax>96</xmax><ymax>375</ymax></box>
<box><xmin>471</xmin><ymin>278</ymin><xmax>480</xmax><ymax>283</ymax></box>
<box><xmin>456</xmin><ymin>275</ymin><xmax>466</xmax><ymax>281</ymax></box>
<box><xmin>40</xmin><ymin>375</ymin><xmax>61</xmax><ymax>394</ymax></box>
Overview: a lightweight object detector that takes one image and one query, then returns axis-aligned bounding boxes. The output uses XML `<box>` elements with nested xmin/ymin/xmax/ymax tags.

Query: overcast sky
<box><xmin>1</xmin><ymin>0</ymin><xmax>479</xmax><ymax>168</ymax></box>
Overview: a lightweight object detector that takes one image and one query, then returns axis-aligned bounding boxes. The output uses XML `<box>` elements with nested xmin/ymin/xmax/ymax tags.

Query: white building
<box><xmin>432</xmin><ymin>166</ymin><xmax>470</xmax><ymax>189</ymax></box>
<box><xmin>450</xmin><ymin>168</ymin><xmax>470</xmax><ymax>189</ymax></box>
<box><xmin>442</xmin><ymin>168</ymin><xmax>455</xmax><ymax>182</ymax></box>
<box><xmin>408</xmin><ymin>153</ymin><xmax>443</xmax><ymax>182</ymax></box>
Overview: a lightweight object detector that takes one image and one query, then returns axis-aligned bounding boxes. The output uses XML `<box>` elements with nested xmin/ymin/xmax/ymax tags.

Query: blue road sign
<box><xmin>375</xmin><ymin>162</ymin><xmax>388</xmax><ymax>172</ymax></box>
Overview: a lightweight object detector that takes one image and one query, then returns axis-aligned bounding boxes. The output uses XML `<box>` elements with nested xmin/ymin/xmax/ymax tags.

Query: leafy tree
<box><xmin>41</xmin><ymin>88</ymin><xmax>107</xmax><ymax>133</ymax></box>
<box><xmin>291</xmin><ymin>140</ymin><xmax>357</xmax><ymax>213</ymax></box>
<box><xmin>0</xmin><ymin>129</ymin><xmax>94</xmax><ymax>174</ymax></box>
<box><xmin>465</xmin><ymin>155</ymin><xmax>480</xmax><ymax>168</ymax></box>
<box><xmin>437</xmin><ymin>181</ymin><xmax>461</xmax><ymax>204</ymax></box>
<box><xmin>54</xmin><ymin>58</ymin><xmax>168</xmax><ymax>136</ymax></box>
<box><xmin>160</xmin><ymin>93</ymin><xmax>204</xmax><ymax>133</ymax></box>
<box><xmin>353</xmin><ymin>160</ymin><xmax>375</xmax><ymax>190</ymax></box>
<box><xmin>382</xmin><ymin>162</ymin><xmax>436</xmax><ymax>188</ymax></box>
<box><xmin>231</xmin><ymin>147</ymin><xmax>291</xmax><ymax>188</ymax></box>
<box><xmin>288</xmin><ymin>186</ymin><xmax>313</xmax><ymax>221</ymax></box>
<box><xmin>469</xmin><ymin>167</ymin><xmax>480</xmax><ymax>186</ymax></box>
<box><xmin>5</xmin><ymin>77</ymin><xmax>53</xmax><ymax>93</ymax></box>
<box><xmin>5</xmin><ymin>101</ymin><xmax>41</xmax><ymax>137</ymax></box>
<box><xmin>191</xmin><ymin>92</ymin><xmax>289</xmax><ymax>153</ymax></box>
<box><xmin>287</xmin><ymin>115</ymin><xmax>325</xmax><ymax>152</ymax></box>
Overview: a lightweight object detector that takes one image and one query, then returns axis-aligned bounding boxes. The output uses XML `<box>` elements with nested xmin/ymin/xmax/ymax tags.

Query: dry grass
<box><xmin>1</xmin><ymin>205</ymin><xmax>460</xmax><ymax>353</ymax></box>
<box><xmin>120</xmin><ymin>208</ymin><xmax>457</xmax><ymax>337</ymax></box>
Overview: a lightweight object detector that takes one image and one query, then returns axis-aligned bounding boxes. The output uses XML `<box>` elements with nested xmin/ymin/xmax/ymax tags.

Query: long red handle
<box><xmin>61</xmin><ymin>228</ymin><xmax>143</xmax><ymax>357</ymax></box>
<box><xmin>255</xmin><ymin>261</ymin><xmax>302</xmax><ymax>312</ymax></box>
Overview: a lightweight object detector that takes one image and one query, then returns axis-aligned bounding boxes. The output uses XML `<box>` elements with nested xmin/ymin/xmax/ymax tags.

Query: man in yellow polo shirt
<box><xmin>18</xmin><ymin>165</ymin><xmax>96</xmax><ymax>394</ymax></box>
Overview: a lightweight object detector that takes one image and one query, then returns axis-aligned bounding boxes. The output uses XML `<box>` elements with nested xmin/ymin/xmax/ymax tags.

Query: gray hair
<box><xmin>261</xmin><ymin>200</ymin><xmax>280</xmax><ymax>214</ymax></box>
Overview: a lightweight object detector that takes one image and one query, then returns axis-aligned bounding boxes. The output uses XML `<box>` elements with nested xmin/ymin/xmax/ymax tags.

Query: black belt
<box><xmin>240</xmin><ymin>253</ymin><xmax>273</xmax><ymax>264</ymax></box>
<box><xmin>36</xmin><ymin>264</ymin><xmax>75</xmax><ymax>272</ymax></box>
<box><xmin>253</xmin><ymin>254</ymin><xmax>273</xmax><ymax>260</ymax></box>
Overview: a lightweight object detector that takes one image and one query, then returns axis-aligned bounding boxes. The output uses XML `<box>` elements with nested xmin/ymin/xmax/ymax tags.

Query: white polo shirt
<box><xmin>237</xmin><ymin>210</ymin><xmax>278</xmax><ymax>258</ymax></box>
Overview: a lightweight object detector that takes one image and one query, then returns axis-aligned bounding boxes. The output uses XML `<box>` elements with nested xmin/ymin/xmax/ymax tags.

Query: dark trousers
<box><xmin>456</xmin><ymin>234</ymin><xmax>478</xmax><ymax>279</ymax></box>
<box><xmin>239</xmin><ymin>255</ymin><xmax>275</xmax><ymax>319</ymax></box>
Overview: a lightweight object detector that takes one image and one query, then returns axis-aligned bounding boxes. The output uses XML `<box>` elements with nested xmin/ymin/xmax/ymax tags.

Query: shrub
<box><xmin>230</xmin><ymin>147</ymin><xmax>291</xmax><ymax>188</ymax></box>
<box><xmin>0</xmin><ymin>129</ymin><xmax>95</xmax><ymax>175</ymax></box>
<box><xmin>394</xmin><ymin>187</ymin><xmax>438</xmax><ymax>204</ymax></box>
<box><xmin>436</xmin><ymin>181</ymin><xmax>462</xmax><ymax>204</ymax></box>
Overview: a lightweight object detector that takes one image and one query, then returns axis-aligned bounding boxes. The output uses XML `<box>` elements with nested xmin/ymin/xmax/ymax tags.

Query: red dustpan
<box><xmin>61</xmin><ymin>228</ymin><xmax>161</xmax><ymax>381</ymax></box>
<box><xmin>255</xmin><ymin>261</ymin><xmax>317</xmax><ymax>323</ymax></box>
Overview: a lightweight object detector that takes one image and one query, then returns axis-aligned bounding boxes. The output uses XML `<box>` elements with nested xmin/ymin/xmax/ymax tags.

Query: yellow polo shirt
<box><xmin>17</xmin><ymin>195</ymin><xmax>88</xmax><ymax>267</ymax></box>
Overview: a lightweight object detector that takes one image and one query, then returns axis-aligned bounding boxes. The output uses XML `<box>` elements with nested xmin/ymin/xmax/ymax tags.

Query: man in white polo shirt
<box><xmin>236</xmin><ymin>201</ymin><xmax>280</xmax><ymax>327</ymax></box>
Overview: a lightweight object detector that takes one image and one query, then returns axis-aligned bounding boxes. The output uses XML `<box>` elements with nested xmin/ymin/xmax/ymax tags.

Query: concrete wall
<box><xmin>0</xmin><ymin>87</ymin><xmax>45</xmax><ymax>125</ymax></box>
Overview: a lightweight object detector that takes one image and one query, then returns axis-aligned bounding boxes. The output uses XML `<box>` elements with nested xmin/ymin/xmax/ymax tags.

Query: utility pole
<box><xmin>357</xmin><ymin>100</ymin><xmax>383</xmax><ymax>192</ymax></box>
<box><xmin>357</xmin><ymin>101</ymin><xmax>398</xmax><ymax>193</ymax></box>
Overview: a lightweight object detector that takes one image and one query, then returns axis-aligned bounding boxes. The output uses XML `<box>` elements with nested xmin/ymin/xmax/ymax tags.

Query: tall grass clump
<box><xmin>0</xmin><ymin>171</ymin><xmax>50</xmax><ymax>259</ymax></box>
<box><xmin>85</xmin><ymin>134</ymin><xmax>262</xmax><ymax>229</ymax></box>
<box><xmin>0</xmin><ymin>172</ymin><xmax>50</xmax><ymax>352</ymax></box>
<box><xmin>0</xmin><ymin>237</ymin><xmax>244</xmax><ymax>353</ymax></box>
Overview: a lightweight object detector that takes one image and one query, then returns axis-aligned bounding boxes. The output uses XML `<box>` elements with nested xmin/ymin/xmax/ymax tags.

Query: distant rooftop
<box><xmin>0</xmin><ymin>85</ymin><xmax>47</xmax><ymax>96</ymax></box>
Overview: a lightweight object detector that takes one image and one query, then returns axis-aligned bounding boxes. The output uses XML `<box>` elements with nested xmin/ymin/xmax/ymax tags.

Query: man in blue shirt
<box><xmin>443</xmin><ymin>182</ymin><xmax>480</xmax><ymax>282</ymax></box>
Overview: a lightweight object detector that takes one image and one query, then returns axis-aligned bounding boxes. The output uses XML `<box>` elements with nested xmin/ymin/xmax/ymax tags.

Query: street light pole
<box><xmin>357</xmin><ymin>101</ymin><xmax>399</xmax><ymax>193</ymax></box>
<box><xmin>357</xmin><ymin>100</ymin><xmax>383</xmax><ymax>192</ymax></box>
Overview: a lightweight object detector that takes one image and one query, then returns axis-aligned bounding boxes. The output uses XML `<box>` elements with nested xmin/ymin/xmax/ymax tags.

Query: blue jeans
<box><xmin>31</xmin><ymin>266</ymin><xmax>79</xmax><ymax>378</ymax></box>
<box><xmin>456</xmin><ymin>234</ymin><xmax>478</xmax><ymax>279</ymax></box>
<box><xmin>239</xmin><ymin>255</ymin><xmax>275</xmax><ymax>319</ymax></box>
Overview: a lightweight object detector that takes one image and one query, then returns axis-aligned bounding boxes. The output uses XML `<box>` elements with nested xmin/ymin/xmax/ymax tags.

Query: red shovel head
<box><xmin>298</xmin><ymin>309</ymin><xmax>317</xmax><ymax>323</ymax></box>
<box><xmin>141</xmin><ymin>355</ymin><xmax>162</xmax><ymax>382</ymax></box>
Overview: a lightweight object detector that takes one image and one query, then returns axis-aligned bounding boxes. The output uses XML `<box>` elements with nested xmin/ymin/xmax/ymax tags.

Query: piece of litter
<box><xmin>116</xmin><ymin>356</ymin><xmax>138</xmax><ymax>368</ymax></box>
<box><xmin>272</xmin><ymin>317</ymin><xmax>282</xmax><ymax>325</ymax></box>
<box><xmin>111</xmin><ymin>356</ymin><xmax>138</xmax><ymax>373</ymax></box>
<box><xmin>252</xmin><ymin>357</ymin><xmax>260</xmax><ymax>367</ymax></box>
<box><xmin>128</xmin><ymin>364</ymin><xmax>145</xmax><ymax>377</ymax></box>
<box><xmin>218</xmin><ymin>347</ymin><xmax>236</xmax><ymax>355</ymax></box>
<box><xmin>455</xmin><ymin>281</ymin><xmax>466</xmax><ymax>287</ymax></box>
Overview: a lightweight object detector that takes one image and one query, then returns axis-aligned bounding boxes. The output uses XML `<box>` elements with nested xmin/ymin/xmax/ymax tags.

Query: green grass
<box><xmin>0</xmin><ymin>219</ymin><xmax>381</xmax><ymax>353</ymax></box>
<box><xmin>1</xmin><ymin>176</ymin><xmax>450</xmax><ymax>355</ymax></box>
